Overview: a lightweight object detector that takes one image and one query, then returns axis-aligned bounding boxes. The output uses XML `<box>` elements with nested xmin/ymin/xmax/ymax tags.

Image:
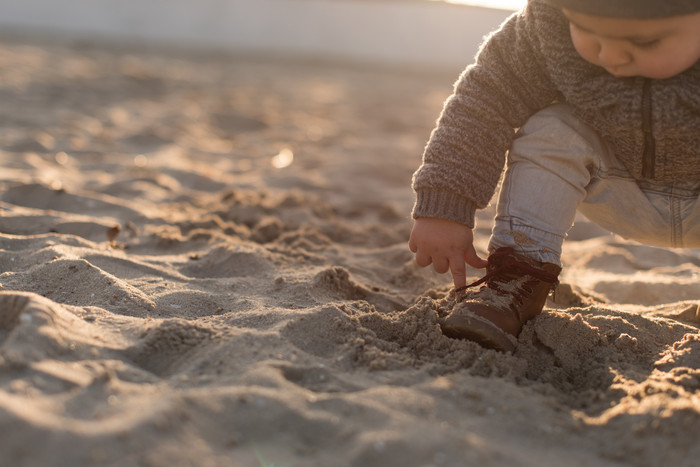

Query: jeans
<box><xmin>489</xmin><ymin>103</ymin><xmax>700</xmax><ymax>266</ymax></box>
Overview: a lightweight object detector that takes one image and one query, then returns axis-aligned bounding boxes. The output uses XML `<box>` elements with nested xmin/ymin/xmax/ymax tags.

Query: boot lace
<box><xmin>455</xmin><ymin>248</ymin><xmax>559</xmax><ymax>306</ymax></box>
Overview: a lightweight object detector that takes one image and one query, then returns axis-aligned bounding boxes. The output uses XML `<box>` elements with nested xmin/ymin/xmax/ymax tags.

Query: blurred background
<box><xmin>0</xmin><ymin>0</ymin><xmax>524</xmax><ymax>71</ymax></box>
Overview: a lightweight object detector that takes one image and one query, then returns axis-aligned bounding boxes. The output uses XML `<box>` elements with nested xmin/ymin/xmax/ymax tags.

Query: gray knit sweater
<box><xmin>411</xmin><ymin>0</ymin><xmax>700</xmax><ymax>228</ymax></box>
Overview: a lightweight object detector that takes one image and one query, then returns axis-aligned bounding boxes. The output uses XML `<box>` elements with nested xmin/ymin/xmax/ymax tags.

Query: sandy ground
<box><xmin>0</xmin><ymin>37</ymin><xmax>699</xmax><ymax>467</ymax></box>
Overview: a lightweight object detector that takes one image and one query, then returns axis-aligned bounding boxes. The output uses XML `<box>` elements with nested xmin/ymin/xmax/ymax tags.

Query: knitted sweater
<box><xmin>411</xmin><ymin>0</ymin><xmax>700</xmax><ymax>228</ymax></box>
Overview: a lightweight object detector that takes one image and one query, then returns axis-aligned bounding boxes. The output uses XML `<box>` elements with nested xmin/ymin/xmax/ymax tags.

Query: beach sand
<box><xmin>1</xmin><ymin>37</ymin><xmax>699</xmax><ymax>467</ymax></box>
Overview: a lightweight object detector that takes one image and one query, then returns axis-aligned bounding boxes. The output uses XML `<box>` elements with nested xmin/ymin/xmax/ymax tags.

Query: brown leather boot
<box><xmin>440</xmin><ymin>247</ymin><xmax>561</xmax><ymax>352</ymax></box>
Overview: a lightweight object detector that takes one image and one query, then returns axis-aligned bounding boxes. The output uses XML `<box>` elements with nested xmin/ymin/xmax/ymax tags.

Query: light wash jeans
<box><xmin>489</xmin><ymin>103</ymin><xmax>700</xmax><ymax>266</ymax></box>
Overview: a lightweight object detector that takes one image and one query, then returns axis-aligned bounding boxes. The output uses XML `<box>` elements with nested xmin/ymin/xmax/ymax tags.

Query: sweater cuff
<box><xmin>412</xmin><ymin>189</ymin><xmax>477</xmax><ymax>228</ymax></box>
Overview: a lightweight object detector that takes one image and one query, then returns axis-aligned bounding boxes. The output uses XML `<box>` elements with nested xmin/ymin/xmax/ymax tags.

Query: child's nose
<box><xmin>597</xmin><ymin>41</ymin><xmax>632</xmax><ymax>67</ymax></box>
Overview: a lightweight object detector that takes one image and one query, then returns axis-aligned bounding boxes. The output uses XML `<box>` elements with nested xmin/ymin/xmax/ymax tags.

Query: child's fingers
<box><xmin>432</xmin><ymin>257</ymin><xmax>450</xmax><ymax>274</ymax></box>
<box><xmin>408</xmin><ymin>237</ymin><xmax>418</xmax><ymax>253</ymax></box>
<box><xmin>414</xmin><ymin>250</ymin><xmax>433</xmax><ymax>268</ymax></box>
<box><xmin>464</xmin><ymin>245</ymin><xmax>487</xmax><ymax>269</ymax></box>
<box><xmin>450</xmin><ymin>258</ymin><xmax>468</xmax><ymax>291</ymax></box>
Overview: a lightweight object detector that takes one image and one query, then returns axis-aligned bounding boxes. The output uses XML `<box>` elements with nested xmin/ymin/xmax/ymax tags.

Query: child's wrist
<box><xmin>413</xmin><ymin>189</ymin><xmax>477</xmax><ymax>228</ymax></box>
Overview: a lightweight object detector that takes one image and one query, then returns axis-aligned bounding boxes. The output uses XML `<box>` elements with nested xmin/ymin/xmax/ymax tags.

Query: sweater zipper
<box><xmin>641</xmin><ymin>79</ymin><xmax>656</xmax><ymax>179</ymax></box>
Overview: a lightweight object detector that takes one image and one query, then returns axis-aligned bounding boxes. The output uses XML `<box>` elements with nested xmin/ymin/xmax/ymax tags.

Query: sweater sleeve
<box><xmin>411</xmin><ymin>0</ymin><xmax>564</xmax><ymax>228</ymax></box>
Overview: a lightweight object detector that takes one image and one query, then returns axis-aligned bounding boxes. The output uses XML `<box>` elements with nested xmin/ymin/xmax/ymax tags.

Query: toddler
<box><xmin>409</xmin><ymin>0</ymin><xmax>700</xmax><ymax>351</ymax></box>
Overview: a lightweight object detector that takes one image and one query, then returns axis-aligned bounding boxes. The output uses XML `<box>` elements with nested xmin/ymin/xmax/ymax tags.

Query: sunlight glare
<box><xmin>438</xmin><ymin>0</ymin><xmax>526</xmax><ymax>11</ymax></box>
<box><xmin>271</xmin><ymin>147</ymin><xmax>294</xmax><ymax>169</ymax></box>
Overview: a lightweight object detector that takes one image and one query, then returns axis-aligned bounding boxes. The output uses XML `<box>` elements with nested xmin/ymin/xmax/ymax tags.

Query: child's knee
<box><xmin>509</xmin><ymin>104</ymin><xmax>612</xmax><ymax>176</ymax></box>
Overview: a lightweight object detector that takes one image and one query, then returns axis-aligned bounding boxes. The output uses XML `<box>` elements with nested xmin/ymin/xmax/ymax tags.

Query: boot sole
<box><xmin>440</xmin><ymin>312</ymin><xmax>517</xmax><ymax>352</ymax></box>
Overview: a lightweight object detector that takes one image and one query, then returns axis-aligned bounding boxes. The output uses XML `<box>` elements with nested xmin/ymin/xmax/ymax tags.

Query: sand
<box><xmin>0</xmin><ymin>37</ymin><xmax>699</xmax><ymax>467</ymax></box>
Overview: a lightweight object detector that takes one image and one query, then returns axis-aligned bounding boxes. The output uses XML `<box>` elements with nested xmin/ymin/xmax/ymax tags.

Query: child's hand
<box><xmin>408</xmin><ymin>217</ymin><xmax>487</xmax><ymax>291</ymax></box>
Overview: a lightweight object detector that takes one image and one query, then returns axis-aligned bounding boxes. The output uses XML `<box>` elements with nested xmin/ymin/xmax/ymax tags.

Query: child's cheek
<box><xmin>569</xmin><ymin>28</ymin><xmax>600</xmax><ymax>67</ymax></box>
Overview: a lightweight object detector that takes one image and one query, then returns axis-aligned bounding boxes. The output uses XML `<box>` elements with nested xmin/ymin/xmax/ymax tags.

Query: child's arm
<box><xmin>410</xmin><ymin>1</ymin><xmax>566</xmax><ymax>287</ymax></box>
<box><xmin>409</xmin><ymin>217</ymin><xmax>487</xmax><ymax>291</ymax></box>
<box><xmin>413</xmin><ymin>1</ymin><xmax>564</xmax><ymax>228</ymax></box>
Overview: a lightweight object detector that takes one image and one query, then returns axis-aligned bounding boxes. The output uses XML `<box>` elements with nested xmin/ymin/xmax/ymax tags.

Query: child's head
<box><xmin>544</xmin><ymin>0</ymin><xmax>700</xmax><ymax>79</ymax></box>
